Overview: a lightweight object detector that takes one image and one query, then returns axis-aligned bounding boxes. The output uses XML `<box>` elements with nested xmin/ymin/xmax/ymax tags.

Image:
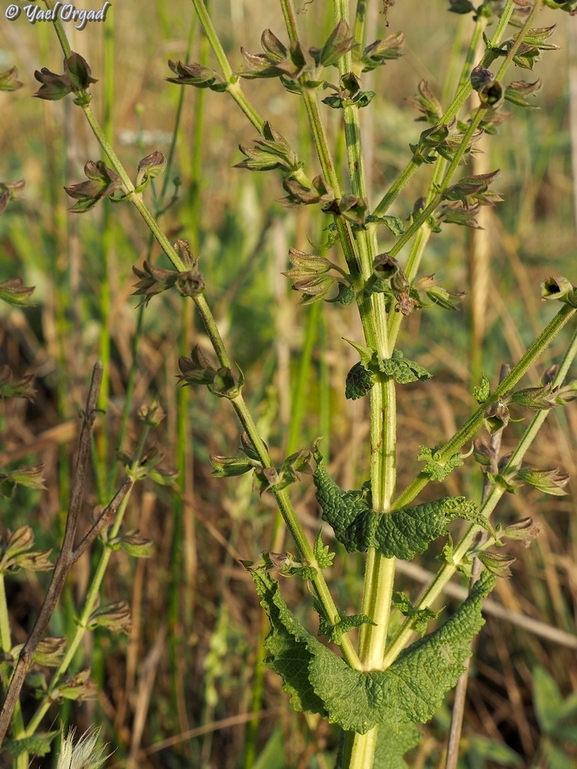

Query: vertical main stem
<box><xmin>327</xmin><ymin>0</ymin><xmax>397</xmax><ymax>765</ymax></box>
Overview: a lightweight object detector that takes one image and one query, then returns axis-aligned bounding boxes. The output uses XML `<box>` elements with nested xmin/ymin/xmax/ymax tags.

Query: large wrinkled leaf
<box><xmin>251</xmin><ymin>568</ymin><xmax>496</xmax><ymax>734</ymax></box>
<box><xmin>313</xmin><ymin>452</ymin><xmax>493</xmax><ymax>555</ymax></box>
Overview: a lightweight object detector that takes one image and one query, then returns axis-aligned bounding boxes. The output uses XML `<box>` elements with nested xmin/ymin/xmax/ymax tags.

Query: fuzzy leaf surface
<box><xmin>373</xmin><ymin>723</ymin><xmax>422</xmax><ymax>768</ymax></box>
<box><xmin>418</xmin><ymin>446</ymin><xmax>465</xmax><ymax>480</ymax></box>
<box><xmin>251</xmin><ymin>568</ymin><xmax>496</xmax><ymax>734</ymax></box>
<box><xmin>313</xmin><ymin>452</ymin><xmax>368</xmax><ymax>543</ymax></box>
<box><xmin>378</xmin><ymin>351</ymin><xmax>432</xmax><ymax>384</ymax></box>
<box><xmin>313</xmin><ymin>452</ymin><xmax>489</xmax><ymax>553</ymax></box>
<box><xmin>350</xmin><ymin>497</ymin><xmax>487</xmax><ymax>555</ymax></box>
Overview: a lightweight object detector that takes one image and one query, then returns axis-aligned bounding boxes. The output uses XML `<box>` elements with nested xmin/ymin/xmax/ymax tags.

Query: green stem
<box><xmin>371</xmin><ymin>0</ymin><xmax>516</xmax><ymax>219</ymax></box>
<box><xmin>286</xmin><ymin>302</ymin><xmax>320</xmax><ymax>454</ymax></box>
<box><xmin>279</xmin><ymin>0</ymin><xmax>300</xmax><ymax>43</ymax></box>
<box><xmin>393</xmin><ymin>303</ymin><xmax>576</xmax><ymax>513</ymax></box>
<box><xmin>192</xmin><ymin>294</ymin><xmax>361</xmax><ymax>668</ymax></box>
<box><xmin>327</xmin><ymin>4</ymin><xmax>397</xmax><ymax>765</ymax></box>
<box><xmin>300</xmin><ymin>88</ymin><xmax>343</xmax><ymax>197</ymax></box>
<box><xmin>42</xmin><ymin>0</ymin><xmax>72</xmax><ymax>57</ymax></box>
<box><xmin>387</xmin><ymin>0</ymin><xmax>540</xmax><ymax>257</ymax></box>
<box><xmin>386</xmin><ymin>10</ymin><xmax>489</xmax><ymax>348</ymax></box>
<box><xmin>276</xmin><ymin>3</ymin><xmax>362</xmax><ymax>279</ymax></box>
<box><xmin>299</xmin><ymin>87</ymin><xmax>360</xmax><ymax>276</ymax></box>
<box><xmin>0</xmin><ymin>577</ymin><xmax>26</xmax><ymax>755</ymax></box>
<box><xmin>47</xmin><ymin>6</ymin><xmax>358</xmax><ymax>673</ymax></box>
<box><xmin>24</xmin><ymin>477</ymin><xmax>139</xmax><ymax>737</ymax></box>
<box><xmin>353</xmin><ymin>0</ymin><xmax>368</xmax><ymax>52</ymax></box>
<box><xmin>384</xmin><ymin>323</ymin><xmax>577</xmax><ymax>665</ymax></box>
<box><xmin>188</xmin><ymin>0</ymin><xmax>264</xmax><ymax>130</ymax></box>
<box><xmin>387</xmin><ymin>224</ymin><xmax>430</xmax><ymax>349</ymax></box>
<box><xmin>388</xmin><ymin>106</ymin><xmax>489</xmax><ymax>259</ymax></box>
<box><xmin>0</xmin><ymin>577</ymin><xmax>11</xmax><ymax>653</ymax></box>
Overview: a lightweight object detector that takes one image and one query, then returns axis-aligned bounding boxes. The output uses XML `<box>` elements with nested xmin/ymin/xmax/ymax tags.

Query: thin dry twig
<box><xmin>0</xmin><ymin>362</ymin><xmax>133</xmax><ymax>745</ymax></box>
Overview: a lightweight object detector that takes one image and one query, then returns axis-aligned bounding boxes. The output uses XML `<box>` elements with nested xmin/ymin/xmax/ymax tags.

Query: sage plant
<box><xmin>6</xmin><ymin>0</ymin><xmax>577</xmax><ymax>767</ymax></box>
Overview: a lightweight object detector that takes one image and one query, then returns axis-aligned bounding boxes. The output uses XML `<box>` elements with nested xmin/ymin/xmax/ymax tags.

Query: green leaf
<box><xmin>88</xmin><ymin>600</ymin><xmax>131</xmax><ymax>633</ymax></box>
<box><xmin>252</xmin><ymin>728</ymin><xmax>285</xmax><ymax>769</ymax></box>
<box><xmin>313</xmin><ymin>449</ymin><xmax>370</xmax><ymax>545</ymax></box>
<box><xmin>250</xmin><ymin>568</ymin><xmax>327</xmax><ymax>717</ymax></box>
<box><xmin>393</xmin><ymin>593</ymin><xmax>441</xmax><ymax>635</ymax></box>
<box><xmin>417</xmin><ymin>446</ymin><xmax>465</xmax><ymax>481</ymax></box>
<box><xmin>322</xmin><ymin>90</ymin><xmax>375</xmax><ymax>109</ymax></box>
<box><xmin>33</xmin><ymin>64</ymin><xmax>73</xmax><ymax>100</ymax></box>
<box><xmin>210</xmin><ymin>455</ymin><xmax>255</xmax><ymax>477</ymax></box>
<box><xmin>0</xmin><ymin>367</ymin><xmax>35</xmax><ymax>400</ymax></box>
<box><xmin>516</xmin><ymin>466</ymin><xmax>569</xmax><ymax>496</ymax></box>
<box><xmin>345</xmin><ymin>361</ymin><xmax>375</xmax><ymax>400</ymax></box>
<box><xmin>55</xmin><ymin>669</ymin><xmax>98</xmax><ymax>701</ymax></box>
<box><xmin>313</xmin><ymin>570</ymin><xmax>496</xmax><ymax>733</ymax></box>
<box><xmin>448</xmin><ymin>0</ymin><xmax>475</xmax><ymax>12</ymax></box>
<box><xmin>474</xmin><ymin>374</ymin><xmax>491</xmax><ymax>404</ymax></box>
<box><xmin>544</xmin><ymin>0</ymin><xmax>577</xmax><ymax>10</ymax></box>
<box><xmin>541</xmin><ymin>276</ymin><xmax>575</xmax><ymax>302</ymax></box>
<box><xmin>208</xmin><ymin>366</ymin><xmax>244</xmax><ymax>399</ymax></box>
<box><xmin>407</xmin><ymin>80</ymin><xmax>443</xmax><ymax>124</ymax></box>
<box><xmin>366</xmin><ymin>214</ymin><xmax>406</xmax><ymax>235</ymax></box>
<box><xmin>250</xmin><ymin>567</ymin><xmax>496</xmax><ymax>734</ymax></box>
<box><xmin>313</xmin><ymin>450</ymin><xmax>492</xmax><ymax>554</ymax></box>
<box><xmin>511</xmin><ymin>383</ymin><xmax>559</xmax><ymax>410</ymax></box>
<box><xmin>5</xmin><ymin>464</ymin><xmax>46</xmax><ymax>490</ymax></box>
<box><xmin>64</xmin><ymin>160</ymin><xmax>122</xmax><ymax>213</ymax></box>
<box><xmin>66</xmin><ymin>52</ymin><xmax>97</xmax><ymax>91</ymax></box>
<box><xmin>0</xmin><ymin>526</ymin><xmax>53</xmax><ymax>573</ymax></box>
<box><xmin>543</xmin><ymin>742</ymin><xmax>577</xmax><ymax>769</ymax></box>
<box><xmin>365</xmin><ymin>497</ymin><xmax>492</xmax><ymax>557</ymax></box>
<box><xmin>423</xmin><ymin>281</ymin><xmax>465</xmax><ymax>310</ymax></box>
<box><xmin>326</xmin><ymin>281</ymin><xmax>355</xmax><ymax>306</ymax></box>
<box><xmin>119</xmin><ymin>530</ymin><xmax>154</xmax><ymax>558</ymax></box>
<box><xmin>533</xmin><ymin>666</ymin><xmax>577</xmax><ymax>742</ymax></box>
<box><xmin>343</xmin><ymin>339</ymin><xmax>376</xmax><ymax>368</ymax></box>
<box><xmin>378</xmin><ymin>351</ymin><xmax>432</xmax><ymax>384</ymax></box>
<box><xmin>0</xmin><ymin>182</ymin><xmax>22</xmax><ymax>218</ymax></box>
<box><xmin>11</xmin><ymin>637</ymin><xmax>65</xmax><ymax>667</ymax></box>
<box><xmin>167</xmin><ymin>60</ymin><xmax>227</xmax><ymax>91</ymax></box>
<box><xmin>533</xmin><ymin>666</ymin><xmax>565</xmax><ymax>734</ymax></box>
<box><xmin>361</xmin><ymin>33</ymin><xmax>404</xmax><ymax>73</ymax></box>
<box><xmin>313</xmin><ymin>530</ymin><xmax>335</xmax><ymax>569</ymax></box>
<box><xmin>318</xmin><ymin>609</ymin><xmax>375</xmax><ymax>644</ymax></box>
<box><xmin>373</xmin><ymin>723</ymin><xmax>422</xmax><ymax>768</ymax></box>
<box><xmin>443</xmin><ymin>170</ymin><xmax>500</xmax><ymax>204</ymax></box>
<box><xmin>2</xmin><ymin>732</ymin><xmax>58</xmax><ymax>758</ymax></box>
<box><xmin>504</xmin><ymin>79</ymin><xmax>541</xmax><ymax>108</ymax></box>
<box><xmin>477</xmin><ymin>550</ymin><xmax>515</xmax><ymax>577</ymax></box>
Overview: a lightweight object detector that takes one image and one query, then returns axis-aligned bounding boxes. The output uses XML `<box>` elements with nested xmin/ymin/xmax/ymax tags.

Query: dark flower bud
<box><xmin>64</xmin><ymin>160</ymin><xmax>122</xmax><ymax>213</ymax></box>
<box><xmin>167</xmin><ymin>60</ymin><xmax>227</xmax><ymax>91</ymax></box>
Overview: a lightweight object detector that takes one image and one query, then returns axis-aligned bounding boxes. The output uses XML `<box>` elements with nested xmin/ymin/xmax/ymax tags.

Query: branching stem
<box><xmin>385</xmin><ymin>323</ymin><xmax>577</xmax><ymax>666</ymax></box>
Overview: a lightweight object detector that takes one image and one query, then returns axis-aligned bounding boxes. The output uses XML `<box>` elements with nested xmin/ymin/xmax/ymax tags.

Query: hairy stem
<box><xmin>393</xmin><ymin>303</ymin><xmax>576</xmax><ymax>513</ymax></box>
<box><xmin>385</xmin><ymin>321</ymin><xmax>577</xmax><ymax>666</ymax></box>
<box><xmin>372</xmin><ymin>0</ymin><xmax>516</xmax><ymax>219</ymax></box>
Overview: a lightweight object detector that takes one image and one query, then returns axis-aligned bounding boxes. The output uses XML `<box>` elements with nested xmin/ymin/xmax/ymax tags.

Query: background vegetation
<box><xmin>0</xmin><ymin>0</ymin><xmax>576</xmax><ymax>766</ymax></box>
